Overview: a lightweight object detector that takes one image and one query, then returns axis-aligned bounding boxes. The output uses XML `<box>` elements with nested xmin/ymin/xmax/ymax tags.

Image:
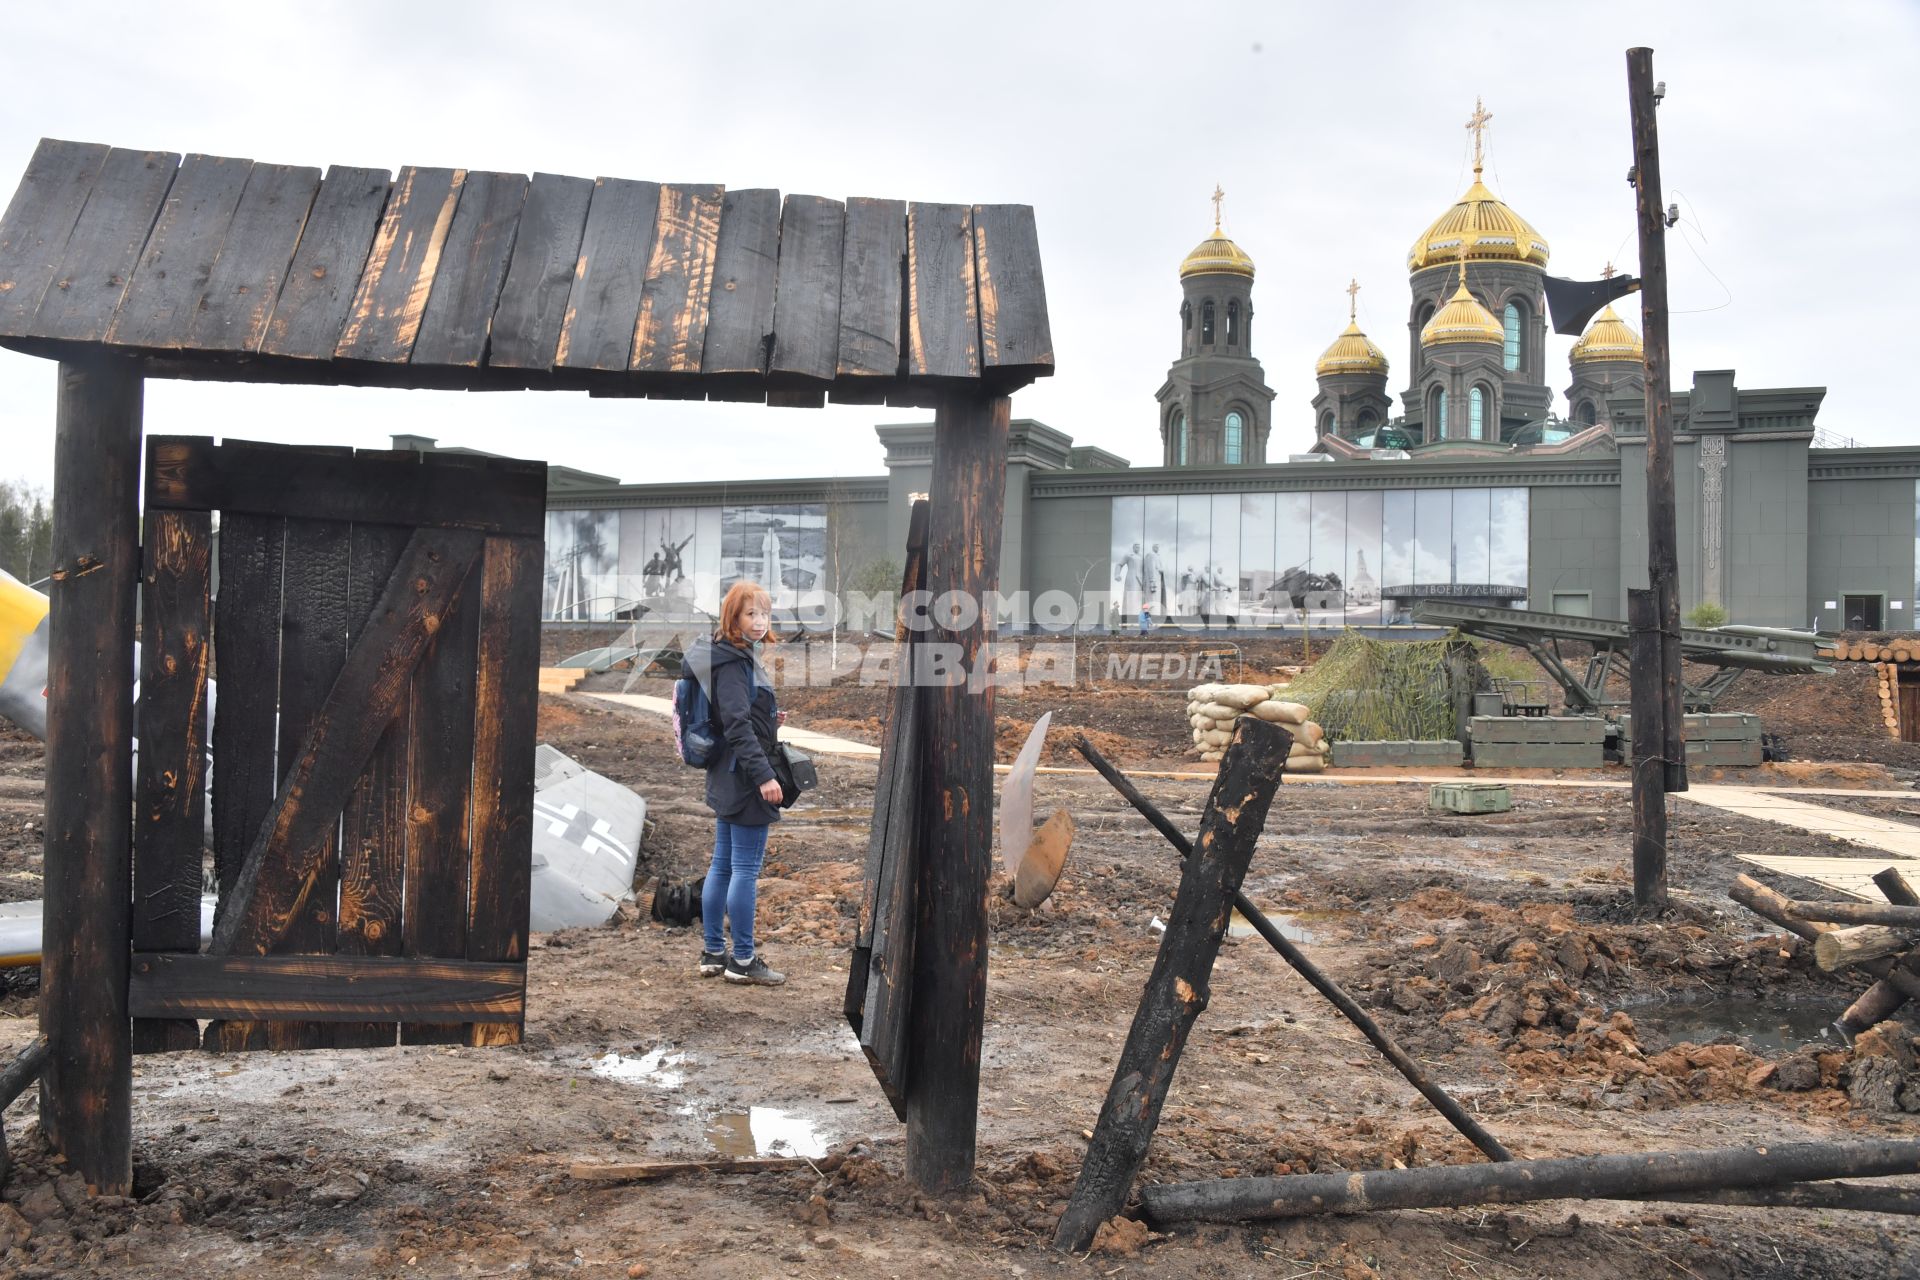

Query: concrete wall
<box><xmin>1807</xmin><ymin>471</ymin><xmax>1918</xmax><ymax>633</ymax></box>
<box><xmin>1024</xmin><ymin>492</ymin><xmax>1117</xmax><ymax>629</ymax></box>
<box><xmin>1528</xmin><ymin>483</ymin><xmax>1623</xmax><ymax>619</ymax></box>
<box><xmin>1727</xmin><ymin>436</ymin><xmax>1808</xmax><ymax>626</ymax></box>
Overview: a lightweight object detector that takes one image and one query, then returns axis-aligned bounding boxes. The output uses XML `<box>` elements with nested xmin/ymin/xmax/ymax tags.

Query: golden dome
<box><xmin>1180</xmin><ymin>228</ymin><xmax>1256</xmax><ymax>280</ymax></box>
<box><xmin>1407</xmin><ymin>177</ymin><xmax>1550</xmax><ymax>273</ymax></box>
<box><xmin>1421</xmin><ymin>274</ymin><xmax>1504</xmax><ymax>347</ymax></box>
<box><xmin>1570</xmin><ymin>303</ymin><xmax>1644</xmax><ymax>364</ymax></box>
<box><xmin>1316</xmin><ymin>321</ymin><xmax>1389</xmax><ymax>378</ymax></box>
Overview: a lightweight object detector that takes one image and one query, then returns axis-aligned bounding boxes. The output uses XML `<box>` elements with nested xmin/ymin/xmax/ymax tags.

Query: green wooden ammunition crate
<box><xmin>1428</xmin><ymin>782</ymin><xmax>1512</xmax><ymax>814</ymax></box>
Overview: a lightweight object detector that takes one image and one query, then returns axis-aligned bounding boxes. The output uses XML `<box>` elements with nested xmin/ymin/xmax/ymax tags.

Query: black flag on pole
<box><xmin>1543</xmin><ymin>273</ymin><xmax>1642</xmax><ymax>335</ymax></box>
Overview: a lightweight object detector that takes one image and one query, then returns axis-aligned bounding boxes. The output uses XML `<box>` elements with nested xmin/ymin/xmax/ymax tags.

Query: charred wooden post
<box><xmin>1633</xmin><ymin>1181</ymin><xmax>1920</xmax><ymax>1216</ymax></box>
<box><xmin>1054</xmin><ymin>717</ymin><xmax>1292</xmax><ymax>1253</ymax></box>
<box><xmin>0</xmin><ymin>1037</ymin><xmax>50</xmax><ymax>1185</ymax></box>
<box><xmin>904</xmin><ymin>395</ymin><xmax>1009</xmax><ymax>1193</ymax></box>
<box><xmin>1628</xmin><ymin>47</ymin><xmax>1687</xmax><ymax>800</ymax></box>
<box><xmin>1628</xmin><ymin>588</ymin><xmax>1667</xmax><ymax>907</ymax></box>
<box><xmin>1139</xmin><ymin>1138</ymin><xmax>1920</xmax><ymax>1224</ymax></box>
<box><xmin>1071</xmin><ymin>733</ymin><xmax>1513</xmax><ymax>1164</ymax></box>
<box><xmin>39</xmin><ymin>358</ymin><xmax>142</xmax><ymax>1195</ymax></box>
<box><xmin>1839</xmin><ymin>868</ymin><xmax>1920</xmax><ymax>1034</ymax></box>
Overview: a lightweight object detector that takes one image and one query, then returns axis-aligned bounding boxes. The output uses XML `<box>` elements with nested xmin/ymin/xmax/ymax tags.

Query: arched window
<box><xmin>1201</xmin><ymin>301</ymin><xmax>1216</xmax><ymax>344</ymax></box>
<box><xmin>1575</xmin><ymin>399</ymin><xmax>1597</xmax><ymax>426</ymax></box>
<box><xmin>1429</xmin><ymin>387</ymin><xmax>1448</xmax><ymax>437</ymax></box>
<box><xmin>1224</xmin><ymin>411</ymin><xmax>1244</xmax><ymax>464</ymax></box>
<box><xmin>1182</xmin><ymin>301</ymin><xmax>1192</xmax><ymax>334</ymax></box>
<box><xmin>1502</xmin><ymin>302</ymin><xmax>1522</xmax><ymax>372</ymax></box>
<box><xmin>1318</xmin><ymin>411</ymin><xmax>1335</xmax><ymax>438</ymax></box>
<box><xmin>1172</xmin><ymin>408</ymin><xmax>1187</xmax><ymax>465</ymax></box>
<box><xmin>1357</xmin><ymin>408</ymin><xmax>1379</xmax><ymax>436</ymax></box>
<box><xmin>1226</xmin><ymin>299</ymin><xmax>1240</xmax><ymax>345</ymax></box>
<box><xmin>1469</xmin><ymin>385</ymin><xmax>1487</xmax><ymax>440</ymax></box>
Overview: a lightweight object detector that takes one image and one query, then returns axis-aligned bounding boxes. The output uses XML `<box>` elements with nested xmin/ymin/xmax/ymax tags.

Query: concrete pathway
<box><xmin>583</xmin><ymin>691</ymin><xmax>882</xmax><ymax>758</ymax></box>
<box><xmin>1682</xmin><ymin>784</ymin><xmax>1920</xmax><ymax>859</ymax></box>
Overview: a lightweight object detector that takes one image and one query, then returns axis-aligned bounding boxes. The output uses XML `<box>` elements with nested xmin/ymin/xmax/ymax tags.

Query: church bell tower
<box><xmin>1155</xmin><ymin>188</ymin><xmax>1276</xmax><ymax>466</ymax></box>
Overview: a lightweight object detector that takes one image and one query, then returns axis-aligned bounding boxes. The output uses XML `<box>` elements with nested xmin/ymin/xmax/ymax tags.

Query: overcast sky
<box><xmin>2</xmin><ymin>1</ymin><xmax>1914</xmax><ymax>494</ymax></box>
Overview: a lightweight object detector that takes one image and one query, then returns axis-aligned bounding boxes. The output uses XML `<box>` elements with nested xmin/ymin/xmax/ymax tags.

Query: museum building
<box><xmin>529</xmin><ymin>112</ymin><xmax>1920</xmax><ymax>636</ymax></box>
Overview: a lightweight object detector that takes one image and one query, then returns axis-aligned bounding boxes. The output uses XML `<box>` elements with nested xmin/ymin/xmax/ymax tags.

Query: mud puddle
<box><xmin>1633</xmin><ymin>996</ymin><xmax>1837</xmax><ymax>1054</ymax></box>
<box><xmin>706</xmin><ymin>1107</ymin><xmax>829</xmax><ymax>1159</ymax></box>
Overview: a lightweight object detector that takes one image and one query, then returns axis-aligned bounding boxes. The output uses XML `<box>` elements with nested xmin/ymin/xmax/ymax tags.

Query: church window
<box><xmin>1575</xmin><ymin>399</ymin><xmax>1597</xmax><ymax>426</ymax></box>
<box><xmin>1357</xmin><ymin>408</ymin><xmax>1379</xmax><ymax>435</ymax></box>
<box><xmin>1429</xmin><ymin>387</ymin><xmax>1448</xmax><ymax>436</ymax></box>
<box><xmin>1469</xmin><ymin>385</ymin><xmax>1487</xmax><ymax>440</ymax></box>
<box><xmin>1503</xmin><ymin>302</ymin><xmax>1523</xmax><ymax>371</ymax></box>
<box><xmin>1172</xmin><ymin>408</ymin><xmax>1187</xmax><ymax>465</ymax></box>
<box><xmin>1182</xmin><ymin>301</ymin><xmax>1192</xmax><ymax>333</ymax></box>
<box><xmin>1201</xmin><ymin>301</ymin><xmax>1215</xmax><ymax>344</ymax></box>
<box><xmin>1224</xmin><ymin>411</ymin><xmax>1244</xmax><ymax>463</ymax></box>
<box><xmin>1226</xmin><ymin>299</ymin><xmax>1240</xmax><ymax>345</ymax></box>
<box><xmin>1318</xmin><ymin>411</ymin><xmax>1335</xmax><ymax>438</ymax></box>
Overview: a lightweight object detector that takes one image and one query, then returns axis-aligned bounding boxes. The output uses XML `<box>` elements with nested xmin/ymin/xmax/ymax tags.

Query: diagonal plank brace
<box><xmin>211</xmin><ymin>526</ymin><xmax>484</xmax><ymax>957</ymax></box>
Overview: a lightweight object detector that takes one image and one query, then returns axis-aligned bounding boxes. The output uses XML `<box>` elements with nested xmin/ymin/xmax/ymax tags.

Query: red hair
<box><xmin>717</xmin><ymin>580</ymin><xmax>777</xmax><ymax>647</ymax></box>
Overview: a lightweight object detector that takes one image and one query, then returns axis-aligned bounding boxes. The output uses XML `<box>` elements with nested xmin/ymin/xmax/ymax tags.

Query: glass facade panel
<box><xmin>1175</xmin><ymin>495</ymin><xmax>1212</xmax><ymax>619</ymax></box>
<box><xmin>1346</xmin><ymin>490</ymin><xmax>1384</xmax><ymax>624</ymax></box>
<box><xmin>1452</xmin><ymin>488</ymin><xmax>1492</xmax><ymax>584</ymax></box>
<box><xmin>1209</xmin><ymin>492</ymin><xmax>1241</xmax><ymax>620</ymax></box>
<box><xmin>1308</xmin><ymin>491</ymin><xmax>1348</xmax><ymax>625</ymax></box>
<box><xmin>1239</xmin><ymin>493</ymin><xmax>1276</xmax><ymax>621</ymax></box>
<box><xmin>1142</xmin><ymin>496</ymin><xmax>1178</xmax><ymax>617</ymax></box>
<box><xmin>1490</xmin><ymin>487</ymin><xmax>1530</xmax><ymax>603</ymax></box>
<box><xmin>1412</xmin><ymin>489</ymin><xmax>1452</xmax><ymax>584</ymax></box>
<box><xmin>1110</xmin><ymin>495</ymin><xmax>1145</xmax><ymax>623</ymax></box>
<box><xmin>1272</xmin><ymin>492</ymin><xmax>1311</xmax><ymax>623</ymax></box>
<box><xmin>1381</xmin><ymin>490</ymin><xmax>1416</xmax><ymax>596</ymax></box>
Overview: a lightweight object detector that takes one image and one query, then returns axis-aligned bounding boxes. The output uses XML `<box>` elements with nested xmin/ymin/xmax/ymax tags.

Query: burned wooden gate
<box><xmin>127</xmin><ymin>437</ymin><xmax>545</xmax><ymax>1052</ymax></box>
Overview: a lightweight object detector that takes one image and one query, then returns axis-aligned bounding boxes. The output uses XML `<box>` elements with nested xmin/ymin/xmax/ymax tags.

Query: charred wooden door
<box><xmin>129</xmin><ymin>438</ymin><xmax>545</xmax><ymax>1050</ymax></box>
<box><xmin>1901</xmin><ymin>670</ymin><xmax>1920</xmax><ymax>744</ymax></box>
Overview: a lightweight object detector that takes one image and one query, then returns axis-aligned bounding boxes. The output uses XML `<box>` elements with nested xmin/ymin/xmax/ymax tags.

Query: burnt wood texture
<box><xmin>41</xmin><ymin>358</ymin><xmax>143</xmax><ymax>1195</ymax></box>
<box><xmin>904</xmin><ymin>397</ymin><xmax>1010</xmax><ymax>1192</ymax></box>
<box><xmin>0</xmin><ymin>140</ymin><xmax>1052</xmax><ymax>397</ymax></box>
<box><xmin>129</xmin><ymin>439</ymin><xmax>544</xmax><ymax>1057</ymax></box>
<box><xmin>1053</xmin><ymin>717</ymin><xmax>1293</xmax><ymax>1253</ymax></box>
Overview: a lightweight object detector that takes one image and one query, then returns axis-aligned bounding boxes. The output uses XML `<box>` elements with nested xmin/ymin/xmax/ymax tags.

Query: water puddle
<box><xmin>1634</xmin><ymin>998</ymin><xmax>1836</xmax><ymax>1055</ymax></box>
<box><xmin>588</xmin><ymin>1046</ymin><xmax>687</xmax><ymax>1089</ymax></box>
<box><xmin>706</xmin><ymin>1107</ymin><xmax>828</xmax><ymax>1159</ymax></box>
<box><xmin>1227</xmin><ymin>909</ymin><xmax>1318</xmax><ymax>944</ymax></box>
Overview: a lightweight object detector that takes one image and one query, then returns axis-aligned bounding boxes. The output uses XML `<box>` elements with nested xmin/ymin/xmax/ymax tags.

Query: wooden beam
<box><xmin>129</xmin><ymin>954</ymin><xmax>524</xmax><ymax>1021</ymax></box>
<box><xmin>903</xmin><ymin>394</ymin><xmax>1008</xmax><ymax>1193</ymax></box>
<box><xmin>40</xmin><ymin>356</ymin><xmax>142</xmax><ymax>1195</ymax></box>
<box><xmin>211</xmin><ymin>525</ymin><xmax>485</xmax><ymax>957</ymax></box>
<box><xmin>1054</xmin><ymin>716</ymin><xmax>1292</xmax><ymax>1253</ymax></box>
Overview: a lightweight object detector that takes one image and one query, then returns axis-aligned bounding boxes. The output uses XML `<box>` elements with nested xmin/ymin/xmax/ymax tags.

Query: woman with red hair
<box><xmin>682</xmin><ymin>581</ymin><xmax>787</xmax><ymax>985</ymax></box>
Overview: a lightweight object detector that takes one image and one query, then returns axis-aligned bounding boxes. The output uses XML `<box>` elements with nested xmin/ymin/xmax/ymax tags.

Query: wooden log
<box><xmin>1142</xmin><ymin>1139</ymin><xmax>1920</xmax><ymax>1224</ymax></box>
<box><xmin>1069</xmin><ymin>733</ymin><xmax>1513</xmax><ymax>1166</ymax></box>
<box><xmin>1053</xmin><ymin>717</ymin><xmax>1293</xmax><ymax>1253</ymax></box>
<box><xmin>0</xmin><ymin>1036</ymin><xmax>50</xmax><ymax>1186</ymax></box>
<box><xmin>40</xmin><ymin>357</ymin><xmax>141</xmax><ymax>1195</ymax></box>
<box><xmin>1793</xmin><ymin>900</ymin><xmax>1920</xmax><ymax>929</ymax></box>
<box><xmin>132</xmin><ymin>507</ymin><xmax>211</xmax><ymax>1054</ymax></box>
<box><xmin>1643</xmin><ymin>1180</ymin><xmax>1920</xmax><ymax>1215</ymax></box>
<box><xmin>1838</xmin><ymin>868</ymin><xmax>1920</xmax><ymax>1035</ymax></box>
<box><xmin>1731</xmin><ymin>874</ymin><xmax>1920</xmax><ymax>998</ymax></box>
<box><xmin>1628</xmin><ymin>587</ymin><xmax>1667</xmax><ymax>907</ymax></box>
<box><xmin>903</xmin><ymin>394</ymin><xmax>1008</xmax><ymax>1194</ymax></box>
<box><xmin>568</xmin><ymin>1156</ymin><xmax>811</xmax><ymax>1183</ymax></box>
<box><xmin>1815</xmin><ymin>925</ymin><xmax>1912</xmax><ymax>972</ymax></box>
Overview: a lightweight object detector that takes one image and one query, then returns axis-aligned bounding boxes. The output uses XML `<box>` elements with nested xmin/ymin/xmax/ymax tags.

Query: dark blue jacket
<box><xmin>685</xmin><ymin>635</ymin><xmax>781</xmax><ymax>827</ymax></box>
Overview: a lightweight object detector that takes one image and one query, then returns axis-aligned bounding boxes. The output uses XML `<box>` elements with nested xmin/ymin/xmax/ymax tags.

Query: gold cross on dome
<box><xmin>1465</xmin><ymin>97</ymin><xmax>1493</xmax><ymax>176</ymax></box>
<box><xmin>1346</xmin><ymin>278</ymin><xmax>1361</xmax><ymax>321</ymax></box>
<box><xmin>1211</xmin><ymin>184</ymin><xmax>1225</xmax><ymax>230</ymax></box>
<box><xmin>1601</xmin><ymin>261</ymin><xmax>1617</xmax><ymax>279</ymax></box>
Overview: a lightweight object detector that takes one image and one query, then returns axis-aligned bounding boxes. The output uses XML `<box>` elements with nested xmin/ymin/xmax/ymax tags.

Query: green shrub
<box><xmin>1685</xmin><ymin>602</ymin><xmax>1728</xmax><ymax>628</ymax></box>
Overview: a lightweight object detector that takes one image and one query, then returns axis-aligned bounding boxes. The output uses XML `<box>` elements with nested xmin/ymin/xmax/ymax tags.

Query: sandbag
<box><xmin>1287</xmin><ymin>742</ymin><xmax>1321</xmax><ymax>761</ymax></box>
<box><xmin>1197</xmin><ymin>701</ymin><xmax>1242</xmax><ymax>722</ymax></box>
<box><xmin>1199</xmin><ymin>727</ymin><xmax>1234</xmax><ymax>749</ymax></box>
<box><xmin>1292</xmin><ymin>720</ymin><xmax>1325</xmax><ymax>750</ymax></box>
<box><xmin>1206</xmin><ymin>716</ymin><xmax>1238</xmax><ymax>733</ymax></box>
<box><xmin>1191</xmin><ymin>728</ymin><xmax>1207</xmax><ymax>744</ymax></box>
<box><xmin>1284</xmin><ymin>754</ymin><xmax>1325</xmax><ymax>773</ymax></box>
<box><xmin>1188</xmin><ymin>683</ymin><xmax>1228</xmax><ymax>706</ymax></box>
<box><xmin>1213</xmin><ymin>683</ymin><xmax>1272</xmax><ymax>710</ymax></box>
<box><xmin>1199</xmin><ymin>750</ymin><xmax>1224</xmax><ymax>763</ymax></box>
<box><xmin>1250</xmin><ymin>699</ymin><xmax>1309</xmax><ymax>726</ymax></box>
<box><xmin>1189</xmin><ymin>712</ymin><xmax>1212</xmax><ymax>730</ymax></box>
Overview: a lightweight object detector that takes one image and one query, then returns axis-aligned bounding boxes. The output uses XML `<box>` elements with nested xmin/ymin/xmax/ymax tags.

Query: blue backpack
<box><xmin>672</xmin><ymin>661</ymin><xmax>755</xmax><ymax>768</ymax></box>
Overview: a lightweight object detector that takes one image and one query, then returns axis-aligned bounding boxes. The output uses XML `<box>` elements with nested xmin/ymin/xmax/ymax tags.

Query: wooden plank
<box><xmin>630</xmin><ymin>183</ymin><xmax>722</xmax><ymax>374</ymax></box>
<box><xmin>699</xmin><ymin>187</ymin><xmax>780</xmax><ymax>375</ymax></box>
<box><xmin>31</xmin><ymin>147</ymin><xmax>180</xmax><ymax>342</ymax></box>
<box><xmin>971</xmin><ymin>204</ymin><xmax>1052</xmax><ymax>377</ymax></box>
<box><xmin>486</xmin><ymin>173</ymin><xmax>592</xmax><ymax>370</ymax></box>
<box><xmin>204</xmin><ymin>508</ymin><xmax>283</xmax><ymax>1054</ymax></box>
<box><xmin>146</xmin><ymin>434</ymin><xmax>546</xmax><ymax>537</ymax></box>
<box><xmin>903</xmin><ymin>394</ymin><xmax>1008</xmax><ymax>1192</ymax></box>
<box><xmin>210</xmin><ymin>526</ymin><xmax>485</xmax><ymax>958</ymax></box>
<box><xmin>265</xmin><ymin>508</ymin><xmax>354</xmax><ymax>1051</ymax></box>
<box><xmin>403</xmin><ymin>540</ymin><xmax>483</xmax><ymax>1045</ymax></box>
<box><xmin>189</xmin><ymin>162</ymin><xmax>323</xmax><ymax>352</ymax></box>
<box><xmin>40</xmin><ymin>358</ymin><xmax>142</xmax><ymax>1195</ymax></box>
<box><xmin>334</xmin><ymin>166</ymin><xmax>465</xmax><ymax>362</ymax></box>
<box><xmin>132</xmin><ymin>508</ymin><xmax>211</xmax><ymax>1055</ymax></box>
<box><xmin>333</xmin><ymin>517</ymin><xmax>412</xmax><ymax>1049</ymax></box>
<box><xmin>1054</xmin><ymin>716</ymin><xmax>1292</xmax><ymax>1251</ymax></box>
<box><xmin>106</xmin><ymin>154</ymin><xmax>252</xmax><ymax>349</ymax></box>
<box><xmin>0</xmin><ymin>140</ymin><xmax>111</xmax><ymax>333</ymax></box>
<box><xmin>768</xmin><ymin>195</ymin><xmax>843</xmax><ymax>381</ymax></box>
<box><xmin>555</xmin><ymin>177</ymin><xmax>660</xmax><ymax>372</ymax></box>
<box><xmin>569</xmin><ymin>1157</ymin><xmax>811</xmax><ymax>1183</ymax></box>
<box><xmin>130</xmin><ymin>954</ymin><xmax>524</xmax><ymax>1021</ymax></box>
<box><xmin>260</xmin><ymin>165</ymin><xmax>391</xmax><ymax>359</ymax></box>
<box><xmin>465</xmin><ymin>535</ymin><xmax>543</xmax><ymax>1046</ymax></box>
<box><xmin>905</xmin><ymin>203</ymin><xmax>979</xmax><ymax>380</ymax></box>
<box><xmin>411</xmin><ymin>170</ymin><xmax>528</xmax><ymax>368</ymax></box>
<box><xmin>836</xmin><ymin>197</ymin><xmax>906</xmax><ymax>379</ymax></box>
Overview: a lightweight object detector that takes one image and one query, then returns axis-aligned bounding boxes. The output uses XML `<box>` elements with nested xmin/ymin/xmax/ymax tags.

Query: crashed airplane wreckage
<box><xmin>0</xmin><ymin>568</ymin><xmax>644</xmax><ymax>966</ymax></box>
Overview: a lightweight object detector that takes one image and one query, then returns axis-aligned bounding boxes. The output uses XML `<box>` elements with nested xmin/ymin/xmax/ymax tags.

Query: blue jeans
<box><xmin>703</xmin><ymin>819</ymin><xmax>770</xmax><ymax>961</ymax></box>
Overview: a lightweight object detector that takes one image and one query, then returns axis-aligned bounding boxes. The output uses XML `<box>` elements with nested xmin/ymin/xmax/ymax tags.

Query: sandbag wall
<box><xmin>1186</xmin><ymin>682</ymin><xmax>1329</xmax><ymax>772</ymax></box>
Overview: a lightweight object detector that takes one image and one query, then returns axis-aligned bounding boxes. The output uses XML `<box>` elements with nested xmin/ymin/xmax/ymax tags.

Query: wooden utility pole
<box><xmin>1628</xmin><ymin>46</ymin><xmax>1685</xmax><ymax>909</ymax></box>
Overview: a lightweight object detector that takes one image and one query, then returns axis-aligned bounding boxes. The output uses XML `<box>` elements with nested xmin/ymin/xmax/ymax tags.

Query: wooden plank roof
<box><xmin>0</xmin><ymin>140</ymin><xmax>1054</xmax><ymax>405</ymax></box>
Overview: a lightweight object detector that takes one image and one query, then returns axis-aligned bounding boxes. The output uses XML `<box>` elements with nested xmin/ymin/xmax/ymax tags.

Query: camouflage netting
<box><xmin>1283</xmin><ymin>631</ymin><xmax>1473</xmax><ymax>742</ymax></box>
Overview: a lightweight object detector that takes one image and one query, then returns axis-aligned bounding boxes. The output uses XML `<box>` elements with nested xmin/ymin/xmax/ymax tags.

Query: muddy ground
<box><xmin>3</xmin><ymin>639</ymin><xmax>1920</xmax><ymax>1278</ymax></box>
